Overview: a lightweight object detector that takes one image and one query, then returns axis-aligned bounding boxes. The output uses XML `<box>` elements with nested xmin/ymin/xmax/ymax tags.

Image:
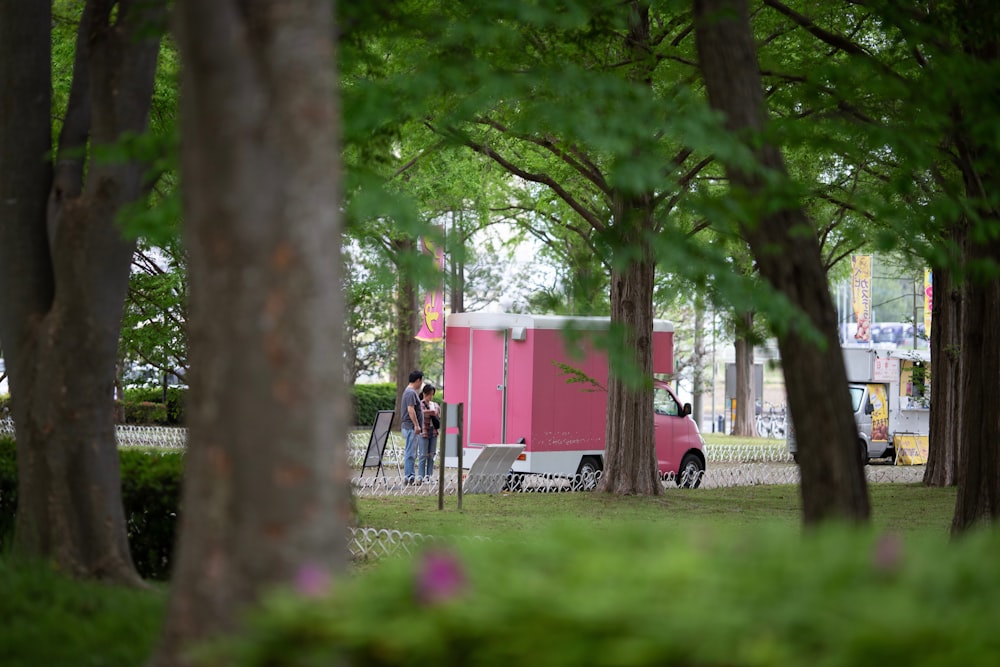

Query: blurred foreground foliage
<box><xmin>219</xmin><ymin>522</ymin><xmax>1000</xmax><ymax>667</ymax></box>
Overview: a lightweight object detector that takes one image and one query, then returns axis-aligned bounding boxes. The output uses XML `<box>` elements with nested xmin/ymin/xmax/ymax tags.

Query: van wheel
<box><xmin>576</xmin><ymin>457</ymin><xmax>602</xmax><ymax>491</ymax></box>
<box><xmin>677</xmin><ymin>454</ymin><xmax>704</xmax><ymax>489</ymax></box>
<box><xmin>859</xmin><ymin>441</ymin><xmax>869</xmax><ymax>466</ymax></box>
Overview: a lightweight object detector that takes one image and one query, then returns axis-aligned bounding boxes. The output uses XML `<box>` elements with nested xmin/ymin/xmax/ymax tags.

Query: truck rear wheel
<box><xmin>576</xmin><ymin>456</ymin><xmax>602</xmax><ymax>491</ymax></box>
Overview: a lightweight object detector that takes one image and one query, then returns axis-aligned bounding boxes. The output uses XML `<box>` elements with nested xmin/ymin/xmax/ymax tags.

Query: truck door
<box><xmin>468</xmin><ymin>328</ymin><xmax>509</xmax><ymax>446</ymax></box>
<box><xmin>653</xmin><ymin>384</ymin><xmax>679</xmax><ymax>474</ymax></box>
<box><xmin>849</xmin><ymin>383</ymin><xmax>871</xmax><ymax>447</ymax></box>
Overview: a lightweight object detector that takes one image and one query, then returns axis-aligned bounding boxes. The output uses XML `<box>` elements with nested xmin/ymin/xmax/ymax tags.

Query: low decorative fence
<box><xmin>0</xmin><ymin>420</ymin><xmax>924</xmax><ymax>490</ymax></box>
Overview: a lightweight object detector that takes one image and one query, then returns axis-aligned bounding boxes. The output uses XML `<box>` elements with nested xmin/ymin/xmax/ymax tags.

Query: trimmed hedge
<box><xmin>119</xmin><ymin>401</ymin><xmax>169</xmax><ymax>426</ymax></box>
<box><xmin>3</xmin><ymin>384</ymin><xmax>392</xmax><ymax>427</ymax></box>
<box><xmin>352</xmin><ymin>383</ymin><xmax>396</xmax><ymax>427</ymax></box>
<box><xmin>121</xmin><ymin>386</ymin><xmax>187</xmax><ymax>425</ymax></box>
<box><xmin>0</xmin><ymin>437</ymin><xmax>182</xmax><ymax>580</ymax></box>
<box><xmin>218</xmin><ymin>523</ymin><xmax>1000</xmax><ymax>667</ymax></box>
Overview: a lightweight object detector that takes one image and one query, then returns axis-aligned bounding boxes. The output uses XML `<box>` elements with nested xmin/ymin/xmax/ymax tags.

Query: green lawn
<box><xmin>358</xmin><ymin>483</ymin><xmax>958</xmax><ymax>538</ymax></box>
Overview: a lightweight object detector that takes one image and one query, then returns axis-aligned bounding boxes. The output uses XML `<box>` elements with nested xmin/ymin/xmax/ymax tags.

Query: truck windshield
<box><xmin>848</xmin><ymin>386</ymin><xmax>866</xmax><ymax>413</ymax></box>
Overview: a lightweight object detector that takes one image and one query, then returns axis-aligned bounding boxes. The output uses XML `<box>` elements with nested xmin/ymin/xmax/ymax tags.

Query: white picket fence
<box><xmin>1</xmin><ymin>420</ymin><xmax>925</xmax><ymax>490</ymax></box>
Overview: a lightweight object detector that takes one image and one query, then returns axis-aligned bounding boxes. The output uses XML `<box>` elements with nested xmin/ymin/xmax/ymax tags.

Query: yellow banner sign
<box><xmin>851</xmin><ymin>255</ymin><xmax>872</xmax><ymax>342</ymax></box>
<box><xmin>895</xmin><ymin>434</ymin><xmax>928</xmax><ymax>465</ymax></box>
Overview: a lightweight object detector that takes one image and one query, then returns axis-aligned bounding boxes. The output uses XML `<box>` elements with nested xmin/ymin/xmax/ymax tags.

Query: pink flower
<box><xmin>295</xmin><ymin>562</ymin><xmax>331</xmax><ymax>598</ymax></box>
<box><xmin>872</xmin><ymin>533</ymin><xmax>903</xmax><ymax>573</ymax></box>
<box><xmin>416</xmin><ymin>550</ymin><xmax>467</xmax><ymax>605</ymax></box>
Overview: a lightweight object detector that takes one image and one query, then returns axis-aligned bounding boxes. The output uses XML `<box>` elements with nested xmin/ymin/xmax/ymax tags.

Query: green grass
<box><xmin>0</xmin><ymin>557</ymin><xmax>166</xmax><ymax>667</ymax></box>
<box><xmin>358</xmin><ymin>483</ymin><xmax>958</xmax><ymax>538</ymax></box>
<box><xmin>702</xmin><ymin>432</ymin><xmax>787</xmax><ymax>447</ymax></box>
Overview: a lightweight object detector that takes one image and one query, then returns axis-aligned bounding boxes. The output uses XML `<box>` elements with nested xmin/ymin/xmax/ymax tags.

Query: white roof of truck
<box><xmin>445</xmin><ymin>312</ymin><xmax>674</xmax><ymax>332</ymax></box>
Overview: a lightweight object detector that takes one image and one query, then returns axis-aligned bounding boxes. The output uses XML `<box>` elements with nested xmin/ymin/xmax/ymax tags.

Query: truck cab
<box><xmin>786</xmin><ymin>347</ymin><xmax>930</xmax><ymax>465</ymax></box>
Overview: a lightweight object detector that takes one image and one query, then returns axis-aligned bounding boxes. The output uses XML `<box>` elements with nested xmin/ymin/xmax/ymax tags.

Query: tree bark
<box><xmin>924</xmin><ymin>261</ymin><xmax>963</xmax><ymax>486</ymax></box>
<box><xmin>394</xmin><ymin>237</ymin><xmax>422</xmax><ymax>418</ymax></box>
<box><xmin>600</xmin><ymin>194</ymin><xmax>660</xmax><ymax>496</ymax></box>
<box><xmin>951</xmin><ymin>243</ymin><xmax>1000</xmax><ymax>531</ymax></box>
<box><xmin>691</xmin><ymin>294</ymin><xmax>705</xmax><ymax>428</ymax></box>
<box><xmin>949</xmin><ymin>3</ymin><xmax>1000</xmax><ymax>532</ymax></box>
<box><xmin>951</xmin><ymin>252</ymin><xmax>1000</xmax><ymax>531</ymax></box>
<box><xmin>694</xmin><ymin>0</ymin><xmax>869</xmax><ymax>523</ymax></box>
<box><xmin>733</xmin><ymin>312</ymin><xmax>756</xmax><ymax>436</ymax></box>
<box><xmin>0</xmin><ymin>0</ymin><xmax>164</xmax><ymax>584</ymax></box>
<box><xmin>597</xmin><ymin>2</ymin><xmax>662</xmax><ymax>496</ymax></box>
<box><xmin>153</xmin><ymin>1</ymin><xmax>348</xmax><ymax>663</ymax></box>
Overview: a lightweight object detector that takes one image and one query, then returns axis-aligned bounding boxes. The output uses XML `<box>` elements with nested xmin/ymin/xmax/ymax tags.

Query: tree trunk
<box><xmin>597</xmin><ymin>3</ymin><xmax>661</xmax><ymax>496</ymax></box>
<box><xmin>0</xmin><ymin>0</ymin><xmax>164</xmax><ymax>584</ymax></box>
<box><xmin>949</xmin><ymin>5</ymin><xmax>1000</xmax><ymax>532</ymax></box>
<box><xmin>600</xmin><ymin>196</ymin><xmax>660</xmax><ymax>496</ymax></box>
<box><xmin>691</xmin><ymin>294</ymin><xmax>705</xmax><ymax>428</ymax></box>
<box><xmin>733</xmin><ymin>313</ymin><xmax>756</xmax><ymax>436</ymax></box>
<box><xmin>924</xmin><ymin>262</ymin><xmax>962</xmax><ymax>486</ymax></box>
<box><xmin>694</xmin><ymin>0</ymin><xmax>869</xmax><ymax>523</ymax></box>
<box><xmin>449</xmin><ymin>210</ymin><xmax>466</xmax><ymax>315</ymax></box>
<box><xmin>952</xmin><ymin>235</ymin><xmax>1000</xmax><ymax>531</ymax></box>
<box><xmin>394</xmin><ymin>237</ymin><xmax>422</xmax><ymax>420</ymax></box>
<box><xmin>153</xmin><ymin>2</ymin><xmax>348</xmax><ymax>663</ymax></box>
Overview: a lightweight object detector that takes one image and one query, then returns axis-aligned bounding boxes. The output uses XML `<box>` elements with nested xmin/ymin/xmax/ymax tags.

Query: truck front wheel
<box><xmin>859</xmin><ymin>441</ymin><xmax>869</xmax><ymax>466</ymax></box>
<box><xmin>677</xmin><ymin>454</ymin><xmax>704</xmax><ymax>489</ymax></box>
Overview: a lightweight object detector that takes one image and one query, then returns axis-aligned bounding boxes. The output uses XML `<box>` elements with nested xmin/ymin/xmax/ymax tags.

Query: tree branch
<box><xmin>474</xmin><ymin>116</ymin><xmax>610</xmax><ymax>194</ymax></box>
<box><xmin>434</xmin><ymin>123</ymin><xmax>608</xmax><ymax>232</ymax></box>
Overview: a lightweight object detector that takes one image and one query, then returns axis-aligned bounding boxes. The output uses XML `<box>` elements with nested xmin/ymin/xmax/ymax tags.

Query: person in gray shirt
<box><xmin>400</xmin><ymin>370</ymin><xmax>424</xmax><ymax>484</ymax></box>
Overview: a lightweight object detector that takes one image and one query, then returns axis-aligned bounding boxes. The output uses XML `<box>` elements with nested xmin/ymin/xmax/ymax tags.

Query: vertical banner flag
<box><xmin>415</xmin><ymin>237</ymin><xmax>445</xmax><ymax>342</ymax></box>
<box><xmin>924</xmin><ymin>268</ymin><xmax>932</xmax><ymax>339</ymax></box>
<box><xmin>851</xmin><ymin>254</ymin><xmax>872</xmax><ymax>342</ymax></box>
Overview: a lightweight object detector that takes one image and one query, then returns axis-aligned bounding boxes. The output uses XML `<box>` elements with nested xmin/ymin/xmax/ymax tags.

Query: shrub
<box><xmin>0</xmin><ymin>438</ymin><xmax>182</xmax><ymax>580</ymax></box>
<box><xmin>0</xmin><ymin>557</ymin><xmax>164</xmax><ymax>667</ymax></box>
<box><xmin>217</xmin><ymin>523</ymin><xmax>1000</xmax><ymax>667</ymax></box>
<box><xmin>352</xmin><ymin>383</ymin><xmax>396</xmax><ymax>427</ymax></box>
<box><xmin>121</xmin><ymin>401</ymin><xmax>169</xmax><ymax>426</ymax></box>
<box><xmin>121</xmin><ymin>387</ymin><xmax>187</xmax><ymax>425</ymax></box>
<box><xmin>119</xmin><ymin>448</ymin><xmax>184</xmax><ymax>580</ymax></box>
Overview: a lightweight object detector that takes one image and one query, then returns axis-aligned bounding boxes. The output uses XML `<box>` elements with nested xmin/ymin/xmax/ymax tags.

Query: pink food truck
<box><xmin>443</xmin><ymin>312</ymin><xmax>706</xmax><ymax>487</ymax></box>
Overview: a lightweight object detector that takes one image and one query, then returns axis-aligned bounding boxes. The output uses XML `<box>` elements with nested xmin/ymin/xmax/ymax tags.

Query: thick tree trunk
<box><xmin>948</xmin><ymin>5</ymin><xmax>1000</xmax><ymax>534</ymax></box>
<box><xmin>600</xmin><ymin>198</ymin><xmax>660</xmax><ymax>496</ymax></box>
<box><xmin>733</xmin><ymin>313</ymin><xmax>756</xmax><ymax>436</ymax></box>
<box><xmin>924</xmin><ymin>262</ymin><xmax>962</xmax><ymax>486</ymax></box>
<box><xmin>0</xmin><ymin>0</ymin><xmax>163</xmax><ymax>584</ymax></box>
<box><xmin>394</xmin><ymin>237</ymin><xmax>423</xmax><ymax>417</ymax></box>
<box><xmin>694</xmin><ymin>0</ymin><xmax>869</xmax><ymax>523</ymax></box>
<box><xmin>598</xmin><ymin>3</ymin><xmax>661</xmax><ymax>496</ymax></box>
<box><xmin>952</xmin><ymin>236</ymin><xmax>1000</xmax><ymax>531</ymax></box>
<box><xmin>154</xmin><ymin>2</ymin><xmax>348</xmax><ymax>664</ymax></box>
